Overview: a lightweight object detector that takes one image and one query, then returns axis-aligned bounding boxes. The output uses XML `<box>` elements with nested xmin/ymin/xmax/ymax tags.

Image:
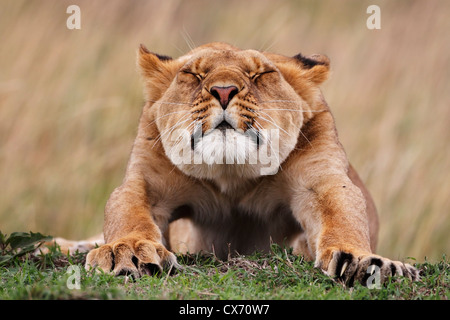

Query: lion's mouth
<box><xmin>191</xmin><ymin>120</ymin><xmax>235</xmax><ymax>149</ymax></box>
<box><xmin>190</xmin><ymin>122</ymin><xmax>262</xmax><ymax>151</ymax></box>
<box><xmin>212</xmin><ymin>120</ymin><xmax>262</xmax><ymax>148</ymax></box>
<box><xmin>215</xmin><ymin>120</ymin><xmax>234</xmax><ymax>131</ymax></box>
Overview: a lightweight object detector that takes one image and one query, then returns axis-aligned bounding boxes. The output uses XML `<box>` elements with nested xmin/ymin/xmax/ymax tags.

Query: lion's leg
<box><xmin>347</xmin><ymin>163</ymin><xmax>379</xmax><ymax>252</ymax></box>
<box><xmin>85</xmin><ymin>180</ymin><xmax>179</xmax><ymax>277</ymax></box>
<box><xmin>39</xmin><ymin>233</ymin><xmax>104</xmax><ymax>255</ymax></box>
<box><xmin>291</xmin><ymin>173</ymin><xmax>418</xmax><ymax>286</ymax></box>
<box><xmin>288</xmin><ymin>232</ymin><xmax>315</xmax><ymax>261</ymax></box>
<box><xmin>167</xmin><ymin>218</ymin><xmax>207</xmax><ymax>254</ymax></box>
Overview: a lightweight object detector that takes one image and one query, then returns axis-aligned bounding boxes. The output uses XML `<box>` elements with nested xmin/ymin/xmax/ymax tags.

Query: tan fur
<box><xmin>81</xmin><ymin>42</ymin><xmax>417</xmax><ymax>284</ymax></box>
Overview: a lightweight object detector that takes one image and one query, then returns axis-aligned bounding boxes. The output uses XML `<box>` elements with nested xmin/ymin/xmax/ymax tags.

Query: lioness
<box><xmin>81</xmin><ymin>42</ymin><xmax>418</xmax><ymax>286</ymax></box>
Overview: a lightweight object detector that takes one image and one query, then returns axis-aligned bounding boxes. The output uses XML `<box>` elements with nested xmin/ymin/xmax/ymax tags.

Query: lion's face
<box><xmin>139</xmin><ymin>43</ymin><xmax>329</xmax><ymax>181</ymax></box>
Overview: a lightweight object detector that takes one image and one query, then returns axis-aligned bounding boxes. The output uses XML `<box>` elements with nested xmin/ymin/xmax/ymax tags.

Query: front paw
<box><xmin>85</xmin><ymin>237</ymin><xmax>180</xmax><ymax>278</ymax></box>
<box><xmin>317</xmin><ymin>249</ymin><xmax>419</xmax><ymax>286</ymax></box>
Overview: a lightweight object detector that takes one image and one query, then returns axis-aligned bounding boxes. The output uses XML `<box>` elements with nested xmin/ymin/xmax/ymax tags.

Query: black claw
<box><xmin>164</xmin><ymin>263</ymin><xmax>180</xmax><ymax>276</ymax></box>
<box><xmin>335</xmin><ymin>252</ymin><xmax>354</xmax><ymax>279</ymax></box>
<box><xmin>116</xmin><ymin>268</ymin><xmax>138</xmax><ymax>281</ymax></box>
<box><xmin>369</xmin><ymin>258</ymin><xmax>383</xmax><ymax>268</ymax></box>
<box><xmin>140</xmin><ymin>263</ymin><xmax>162</xmax><ymax>276</ymax></box>
<box><xmin>110</xmin><ymin>251</ymin><xmax>116</xmax><ymax>271</ymax></box>
<box><xmin>390</xmin><ymin>263</ymin><xmax>397</xmax><ymax>276</ymax></box>
<box><xmin>132</xmin><ymin>256</ymin><xmax>139</xmax><ymax>269</ymax></box>
<box><xmin>400</xmin><ymin>264</ymin><xmax>408</xmax><ymax>277</ymax></box>
<box><xmin>405</xmin><ymin>265</ymin><xmax>418</xmax><ymax>281</ymax></box>
<box><xmin>347</xmin><ymin>273</ymin><xmax>356</xmax><ymax>287</ymax></box>
<box><xmin>360</xmin><ymin>270</ymin><xmax>371</xmax><ymax>286</ymax></box>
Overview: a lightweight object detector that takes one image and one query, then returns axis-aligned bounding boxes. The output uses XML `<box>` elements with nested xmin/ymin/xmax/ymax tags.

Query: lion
<box><xmin>59</xmin><ymin>42</ymin><xmax>419</xmax><ymax>286</ymax></box>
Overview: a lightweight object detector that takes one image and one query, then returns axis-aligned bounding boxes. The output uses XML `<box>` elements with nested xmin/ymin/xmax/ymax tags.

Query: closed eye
<box><xmin>250</xmin><ymin>70</ymin><xmax>276</xmax><ymax>81</ymax></box>
<box><xmin>182</xmin><ymin>70</ymin><xmax>204</xmax><ymax>81</ymax></box>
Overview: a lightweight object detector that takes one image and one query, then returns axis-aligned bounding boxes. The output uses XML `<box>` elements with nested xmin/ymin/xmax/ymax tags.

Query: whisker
<box><xmin>147</xmin><ymin>100</ymin><xmax>194</xmax><ymax>107</ymax></box>
<box><xmin>253</xmin><ymin>119</ymin><xmax>282</xmax><ymax>172</ymax></box>
<box><xmin>182</xmin><ymin>27</ymin><xmax>196</xmax><ymax>51</ymax></box>
<box><xmin>259</xmin><ymin>100</ymin><xmax>328</xmax><ymax>113</ymax></box>
<box><xmin>144</xmin><ymin>110</ymin><xmax>191</xmax><ymax>130</ymax></box>
<box><xmin>262</xmin><ymin>108</ymin><xmax>328</xmax><ymax>113</ymax></box>
<box><xmin>167</xmin><ymin>119</ymin><xmax>201</xmax><ymax>172</ymax></box>
<box><xmin>162</xmin><ymin>115</ymin><xmax>192</xmax><ymax>139</ymax></box>
<box><xmin>257</xmin><ymin>111</ymin><xmax>313</xmax><ymax>149</ymax></box>
<box><xmin>260</xmin><ymin>100</ymin><xmax>305</xmax><ymax>104</ymax></box>
<box><xmin>183</xmin><ymin>120</ymin><xmax>197</xmax><ymax>135</ymax></box>
<box><xmin>259</xmin><ymin>38</ymin><xmax>279</xmax><ymax>53</ymax></box>
<box><xmin>151</xmin><ymin>113</ymin><xmax>193</xmax><ymax>149</ymax></box>
<box><xmin>256</xmin><ymin>112</ymin><xmax>293</xmax><ymax>138</ymax></box>
<box><xmin>169</xmin><ymin>123</ymin><xmax>192</xmax><ymax>158</ymax></box>
<box><xmin>260</xmin><ymin>100</ymin><xmax>326</xmax><ymax>109</ymax></box>
<box><xmin>152</xmin><ymin>120</ymin><xmax>191</xmax><ymax>150</ymax></box>
<box><xmin>250</xmin><ymin>121</ymin><xmax>263</xmax><ymax>132</ymax></box>
<box><xmin>297</xmin><ymin>128</ymin><xmax>313</xmax><ymax>149</ymax></box>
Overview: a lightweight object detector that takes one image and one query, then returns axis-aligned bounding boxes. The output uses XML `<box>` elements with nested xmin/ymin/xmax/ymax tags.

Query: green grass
<box><xmin>1</xmin><ymin>0</ymin><xmax>449</xmax><ymax>264</ymax></box>
<box><xmin>0</xmin><ymin>233</ymin><xmax>448</xmax><ymax>300</ymax></box>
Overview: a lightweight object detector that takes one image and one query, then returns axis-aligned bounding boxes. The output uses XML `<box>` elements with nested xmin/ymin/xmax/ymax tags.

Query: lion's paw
<box><xmin>318</xmin><ymin>250</ymin><xmax>419</xmax><ymax>287</ymax></box>
<box><xmin>85</xmin><ymin>237</ymin><xmax>180</xmax><ymax>278</ymax></box>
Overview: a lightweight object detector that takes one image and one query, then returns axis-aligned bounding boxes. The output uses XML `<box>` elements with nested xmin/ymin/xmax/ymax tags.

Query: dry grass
<box><xmin>0</xmin><ymin>0</ymin><xmax>448</xmax><ymax>262</ymax></box>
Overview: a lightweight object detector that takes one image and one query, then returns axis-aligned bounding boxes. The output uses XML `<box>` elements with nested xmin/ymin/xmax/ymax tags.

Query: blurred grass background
<box><xmin>0</xmin><ymin>0</ymin><xmax>448</xmax><ymax>262</ymax></box>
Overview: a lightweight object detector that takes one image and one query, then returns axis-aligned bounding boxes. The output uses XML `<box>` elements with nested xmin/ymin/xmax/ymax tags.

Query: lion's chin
<box><xmin>166</xmin><ymin>129</ymin><xmax>281</xmax><ymax>183</ymax></box>
<box><xmin>194</xmin><ymin>129</ymin><xmax>258</xmax><ymax>166</ymax></box>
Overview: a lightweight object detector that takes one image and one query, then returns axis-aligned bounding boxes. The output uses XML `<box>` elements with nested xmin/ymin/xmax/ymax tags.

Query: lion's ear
<box><xmin>292</xmin><ymin>53</ymin><xmax>330</xmax><ymax>85</ymax></box>
<box><xmin>138</xmin><ymin>44</ymin><xmax>173</xmax><ymax>75</ymax></box>
<box><xmin>137</xmin><ymin>44</ymin><xmax>177</xmax><ymax>102</ymax></box>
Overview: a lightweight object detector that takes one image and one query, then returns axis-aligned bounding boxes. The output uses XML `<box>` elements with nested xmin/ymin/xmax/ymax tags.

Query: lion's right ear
<box><xmin>137</xmin><ymin>44</ymin><xmax>177</xmax><ymax>102</ymax></box>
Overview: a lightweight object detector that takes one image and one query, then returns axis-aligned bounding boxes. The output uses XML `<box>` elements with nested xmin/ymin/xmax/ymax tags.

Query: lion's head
<box><xmin>138</xmin><ymin>42</ymin><xmax>330</xmax><ymax>181</ymax></box>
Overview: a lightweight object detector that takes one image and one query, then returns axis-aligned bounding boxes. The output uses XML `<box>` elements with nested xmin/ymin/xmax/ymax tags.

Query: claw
<box><xmin>340</xmin><ymin>261</ymin><xmax>349</xmax><ymax>277</ymax></box>
<box><xmin>368</xmin><ymin>264</ymin><xmax>377</xmax><ymax>275</ymax></box>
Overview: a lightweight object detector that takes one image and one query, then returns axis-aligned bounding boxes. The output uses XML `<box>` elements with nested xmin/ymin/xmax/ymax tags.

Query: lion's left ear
<box><xmin>292</xmin><ymin>53</ymin><xmax>330</xmax><ymax>85</ymax></box>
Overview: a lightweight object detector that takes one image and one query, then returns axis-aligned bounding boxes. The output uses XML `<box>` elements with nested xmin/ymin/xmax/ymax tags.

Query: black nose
<box><xmin>210</xmin><ymin>86</ymin><xmax>239</xmax><ymax>109</ymax></box>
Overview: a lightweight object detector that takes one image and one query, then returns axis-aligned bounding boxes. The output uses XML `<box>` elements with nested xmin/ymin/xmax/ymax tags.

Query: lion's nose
<box><xmin>210</xmin><ymin>86</ymin><xmax>239</xmax><ymax>110</ymax></box>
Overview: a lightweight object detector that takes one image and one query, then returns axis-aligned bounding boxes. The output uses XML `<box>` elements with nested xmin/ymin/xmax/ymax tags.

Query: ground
<box><xmin>0</xmin><ymin>232</ymin><xmax>448</xmax><ymax>300</ymax></box>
